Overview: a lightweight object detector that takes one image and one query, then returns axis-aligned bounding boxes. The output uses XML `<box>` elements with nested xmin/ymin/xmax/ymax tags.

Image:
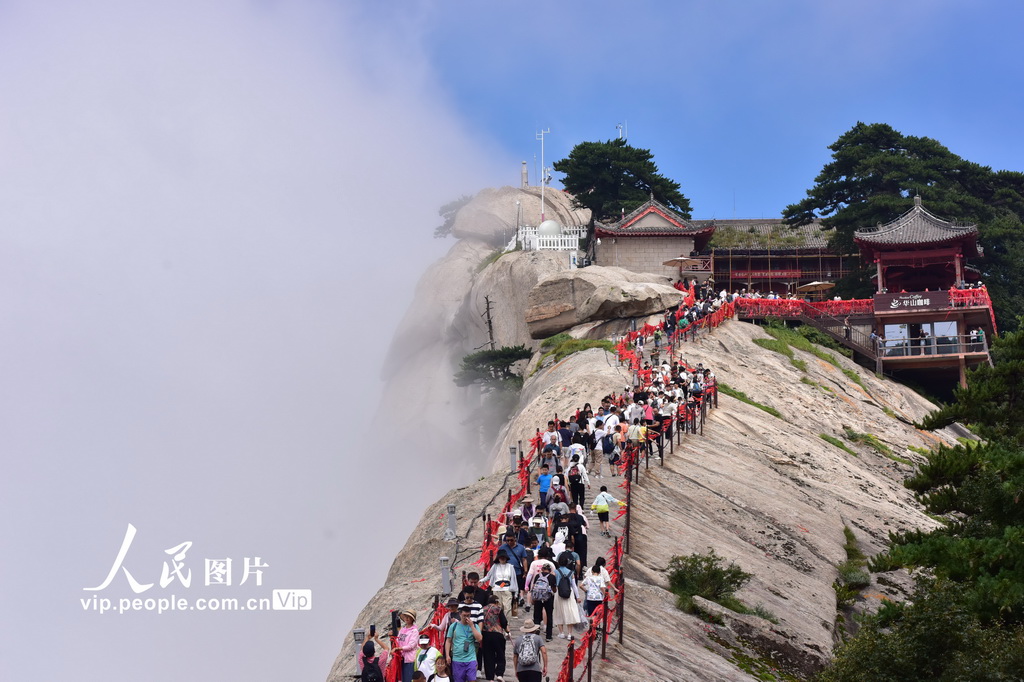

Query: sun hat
<box><xmin>520</xmin><ymin>622</ymin><xmax>540</xmax><ymax>633</ymax></box>
<box><xmin>400</xmin><ymin>609</ymin><xmax>416</xmax><ymax>622</ymax></box>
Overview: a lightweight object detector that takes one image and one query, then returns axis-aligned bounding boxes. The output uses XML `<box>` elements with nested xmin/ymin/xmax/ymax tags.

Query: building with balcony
<box><xmin>592</xmin><ymin>198</ymin><xmax>716</xmax><ymax>280</ymax></box>
<box><xmin>854</xmin><ymin>196</ymin><xmax>994</xmax><ymax>386</ymax></box>
<box><xmin>706</xmin><ymin>219</ymin><xmax>855</xmax><ymax>295</ymax></box>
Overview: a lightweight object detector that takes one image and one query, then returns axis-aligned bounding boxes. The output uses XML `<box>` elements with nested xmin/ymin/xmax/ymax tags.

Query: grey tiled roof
<box><xmin>854</xmin><ymin>198</ymin><xmax>978</xmax><ymax>246</ymax></box>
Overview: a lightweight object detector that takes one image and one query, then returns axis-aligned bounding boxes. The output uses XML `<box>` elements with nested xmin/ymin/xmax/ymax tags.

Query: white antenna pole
<box><xmin>537</xmin><ymin>128</ymin><xmax>550</xmax><ymax>221</ymax></box>
<box><xmin>616</xmin><ymin>123</ymin><xmax>623</xmax><ymax>139</ymax></box>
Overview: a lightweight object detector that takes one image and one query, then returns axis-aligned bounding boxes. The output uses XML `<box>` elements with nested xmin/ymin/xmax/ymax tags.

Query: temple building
<box><xmin>592</xmin><ymin>199</ymin><xmax>716</xmax><ymax>280</ymax></box>
<box><xmin>705</xmin><ymin>219</ymin><xmax>854</xmax><ymax>294</ymax></box>
<box><xmin>853</xmin><ymin>196</ymin><xmax>995</xmax><ymax>386</ymax></box>
<box><xmin>591</xmin><ymin>198</ymin><xmax>856</xmax><ymax>292</ymax></box>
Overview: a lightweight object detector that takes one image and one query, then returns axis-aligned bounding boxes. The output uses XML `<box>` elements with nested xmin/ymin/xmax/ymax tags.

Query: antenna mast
<box><xmin>536</xmin><ymin>128</ymin><xmax>550</xmax><ymax>221</ymax></box>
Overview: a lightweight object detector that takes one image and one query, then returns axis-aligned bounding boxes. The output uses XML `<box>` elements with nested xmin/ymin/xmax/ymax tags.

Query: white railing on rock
<box><xmin>517</xmin><ymin>223</ymin><xmax>586</xmax><ymax>251</ymax></box>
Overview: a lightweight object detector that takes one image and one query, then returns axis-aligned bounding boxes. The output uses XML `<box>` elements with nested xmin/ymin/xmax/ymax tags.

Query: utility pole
<box><xmin>482</xmin><ymin>296</ymin><xmax>496</xmax><ymax>350</ymax></box>
<box><xmin>536</xmin><ymin>128</ymin><xmax>550</xmax><ymax>221</ymax></box>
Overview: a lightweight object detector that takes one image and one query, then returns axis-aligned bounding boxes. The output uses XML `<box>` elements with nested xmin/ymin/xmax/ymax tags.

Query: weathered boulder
<box><xmin>524</xmin><ymin>266</ymin><xmax>683</xmax><ymax>338</ymax></box>
<box><xmin>451</xmin><ymin>185</ymin><xmax>590</xmax><ymax>245</ymax></box>
<box><xmin>453</xmin><ymin>250</ymin><xmax>570</xmax><ymax>352</ymax></box>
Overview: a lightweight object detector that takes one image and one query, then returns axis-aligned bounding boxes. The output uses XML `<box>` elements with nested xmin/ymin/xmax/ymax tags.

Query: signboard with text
<box><xmin>874</xmin><ymin>291</ymin><xmax>951</xmax><ymax>312</ymax></box>
<box><xmin>731</xmin><ymin>270</ymin><xmax>802</xmax><ymax>279</ymax></box>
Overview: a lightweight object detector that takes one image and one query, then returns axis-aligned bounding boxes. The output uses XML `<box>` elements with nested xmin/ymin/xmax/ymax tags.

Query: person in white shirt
<box><xmin>483</xmin><ymin>550</ymin><xmax>519</xmax><ymax>615</ymax></box>
<box><xmin>625</xmin><ymin>400</ymin><xmax>643</xmax><ymax>424</ymax></box>
<box><xmin>603</xmin><ymin>407</ymin><xmax>620</xmax><ymax>433</ymax></box>
<box><xmin>591</xmin><ymin>421</ymin><xmax>607</xmax><ymax>477</ymax></box>
<box><xmin>565</xmin><ymin>454</ymin><xmax>590</xmax><ymax>508</ymax></box>
<box><xmin>414</xmin><ymin>634</ymin><xmax>441</xmax><ymax>678</ymax></box>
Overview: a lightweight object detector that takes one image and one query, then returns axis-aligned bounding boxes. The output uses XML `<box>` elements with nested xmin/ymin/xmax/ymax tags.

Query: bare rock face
<box><xmin>333</xmin><ymin>317</ymin><xmax>963</xmax><ymax>682</ymax></box>
<box><xmin>525</xmin><ymin>266</ymin><xmax>684</xmax><ymax>338</ymax></box>
<box><xmin>451</xmin><ymin>185</ymin><xmax>590</xmax><ymax>245</ymax></box>
<box><xmin>453</xmin><ymin>250</ymin><xmax>571</xmax><ymax>353</ymax></box>
<box><xmin>489</xmin><ymin>346</ymin><xmax>632</xmax><ymax>467</ymax></box>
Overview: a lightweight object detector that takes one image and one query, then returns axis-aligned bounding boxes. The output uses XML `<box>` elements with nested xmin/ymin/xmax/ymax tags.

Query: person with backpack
<box><xmin>565</xmin><ymin>454</ymin><xmax>590</xmax><ymax>508</ymax></box>
<box><xmin>528</xmin><ymin>562</ymin><xmax>557</xmax><ymax>641</ymax></box>
<box><xmin>512</xmin><ymin>622</ymin><xmax>548</xmax><ymax>682</ymax></box>
<box><xmin>598</xmin><ymin>427</ymin><xmax>618</xmax><ymax>476</ymax></box>
<box><xmin>445</xmin><ymin>605</ymin><xmax>482</xmax><ymax>682</ymax></box>
<box><xmin>551</xmin><ymin>554</ymin><xmax>581</xmax><ymax>639</ymax></box>
<box><xmin>358</xmin><ymin>637</ymin><xmax>390</xmax><ymax>682</ymax></box>
<box><xmin>479</xmin><ymin>595</ymin><xmax>510</xmax><ymax>682</ymax></box>
<box><xmin>560</xmin><ymin>537</ymin><xmax>582</xmax><ymax>580</ymax></box>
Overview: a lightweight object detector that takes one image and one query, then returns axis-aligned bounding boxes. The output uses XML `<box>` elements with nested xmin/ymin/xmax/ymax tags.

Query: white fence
<box><xmin>516</xmin><ymin>224</ymin><xmax>586</xmax><ymax>252</ymax></box>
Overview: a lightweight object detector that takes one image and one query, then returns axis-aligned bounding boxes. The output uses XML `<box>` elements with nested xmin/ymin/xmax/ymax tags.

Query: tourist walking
<box><xmin>528</xmin><ymin>562</ymin><xmax>556</xmax><ymax>641</ymax></box>
<box><xmin>480</xmin><ymin>595</ymin><xmax>510</xmax><ymax>682</ymax></box>
<box><xmin>552</xmin><ymin>555</ymin><xmax>582</xmax><ymax>639</ymax></box>
<box><xmin>445</xmin><ymin>605</ymin><xmax>482</xmax><ymax>682</ymax></box>
<box><xmin>590</xmin><ymin>485</ymin><xmax>621</xmax><ymax>537</ymax></box>
<box><xmin>512</xmin><ymin>622</ymin><xmax>548</xmax><ymax>682</ymax></box>
<box><xmin>580</xmin><ymin>565</ymin><xmax>608</xmax><ymax>616</ymax></box>
<box><xmin>482</xmin><ymin>550</ymin><xmax>517</xmax><ymax>616</ymax></box>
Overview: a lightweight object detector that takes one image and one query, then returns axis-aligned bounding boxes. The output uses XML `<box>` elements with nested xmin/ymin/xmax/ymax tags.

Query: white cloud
<box><xmin>0</xmin><ymin>2</ymin><xmax>508</xmax><ymax>680</ymax></box>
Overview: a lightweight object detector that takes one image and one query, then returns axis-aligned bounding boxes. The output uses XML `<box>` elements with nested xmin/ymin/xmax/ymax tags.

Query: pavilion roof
<box><xmin>853</xmin><ymin>196</ymin><xmax>980</xmax><ymax>257</ymax></box>
<box><xmin>594</xmin><ymin>198</ymin><xmax>715</xmax><ymax>239</ymax></box>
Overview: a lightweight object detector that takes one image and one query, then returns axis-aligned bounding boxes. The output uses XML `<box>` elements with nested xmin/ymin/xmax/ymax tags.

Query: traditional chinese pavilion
<box><xmin>854</xmin><ymin>196</ymin><xmax>995</xmax><ymax>386</ymax></box>
<box><xmin>593</xmin><ymin>198</ymin><xmax>716</xmax><ymax>280</ymax></box>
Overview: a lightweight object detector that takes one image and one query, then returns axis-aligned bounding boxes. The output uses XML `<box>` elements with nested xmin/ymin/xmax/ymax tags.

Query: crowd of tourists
<box><xmin>356</xmin><ymin>332</ymin><xmax>718</xmax><ymax>682</ymax></box>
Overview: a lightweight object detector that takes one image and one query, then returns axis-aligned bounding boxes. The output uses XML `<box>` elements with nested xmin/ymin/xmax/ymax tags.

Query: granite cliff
<box><xmin>331</xmin><ymin>189</ymin><xmax>961</xmax><ymax>681</ymax></box>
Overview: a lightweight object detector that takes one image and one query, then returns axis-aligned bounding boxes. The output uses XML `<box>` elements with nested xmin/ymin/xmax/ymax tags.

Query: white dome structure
<box><xmin>537</xmin><ymin>219</ymin><xmax>563</xmax><ymax>236</ymax></box>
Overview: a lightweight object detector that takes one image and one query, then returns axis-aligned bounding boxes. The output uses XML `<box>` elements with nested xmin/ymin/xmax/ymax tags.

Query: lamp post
<box><xmin>440</xmin><ymin>556</ymin><xmax>453</xmax><ymax>595</ymax></box>
<box><xmin>443</xmin><ymin>504</ymin><xmax>457</xmax><ymax>542</ymax></box>
<box><xmin>352</xmin><ymin>629</ymin><xmax>366</xmax><ymax>677</ymax></box>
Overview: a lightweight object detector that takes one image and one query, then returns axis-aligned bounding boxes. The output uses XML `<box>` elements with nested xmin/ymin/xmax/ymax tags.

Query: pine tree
<box><xmin>553</xmin><ymin>139</ymin><xmax>691</xmax><ymax>223</ymax></box>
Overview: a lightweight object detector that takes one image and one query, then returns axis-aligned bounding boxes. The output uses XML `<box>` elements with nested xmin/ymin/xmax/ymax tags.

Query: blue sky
<box><xmin>368</xmin><ymin>0</ymin><xmax>1024</xmax><ymax>219</ymax></box>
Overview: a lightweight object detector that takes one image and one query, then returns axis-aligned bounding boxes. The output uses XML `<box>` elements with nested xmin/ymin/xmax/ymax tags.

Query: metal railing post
<box><xmin>617</xmin><ymin>563</ymin><xmax>625</xmax><ymax>644</ymax></box>
<box><xmin>587</xmin><ymin>627</ymin><xmax>594</xmax><ymax>682</ymax></box>
<box><xmin>601</xmin><ymin>602</ymin><xmax>609</xmax><ymax>660</ymax></box>
<box><xmin>624</xmin><ymin>469</ymin><xmax>632</xmax><ymax>555</ymax></box>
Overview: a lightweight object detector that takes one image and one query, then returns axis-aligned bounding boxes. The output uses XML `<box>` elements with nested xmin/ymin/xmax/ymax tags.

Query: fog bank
<box><xmin>0</xmin><ymin>2</ymin><xmax>508</xmax><ymax>680</ymax></box>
